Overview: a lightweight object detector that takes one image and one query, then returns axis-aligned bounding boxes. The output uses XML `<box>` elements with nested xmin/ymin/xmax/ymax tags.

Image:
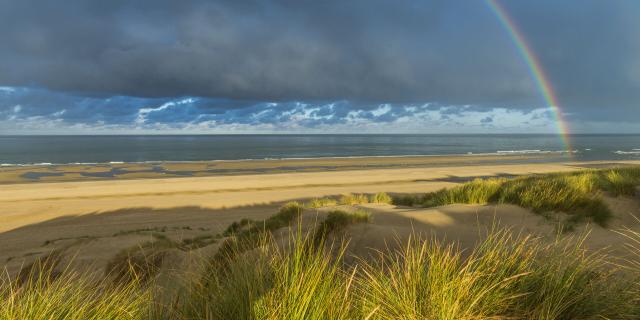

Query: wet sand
<box><xmin>0</xmin><ymin>153</ymin><xmax>572</xmax><ymax>184</ymax></box>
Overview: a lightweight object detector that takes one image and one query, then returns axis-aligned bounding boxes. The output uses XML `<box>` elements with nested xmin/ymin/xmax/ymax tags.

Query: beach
<box><xmin>2</xmin><ymin>156</ymin><xmax>640</xmax><ymax>275</ymax></box>
<box><xmin>0</xmin><ymin>153</ymin><xmax>570</xmax><ymax>184</ymax></box>
<box><xmin>5</xmin><ymin>155</ymin><xmax>638</xmax><ymax>231</ymax></box>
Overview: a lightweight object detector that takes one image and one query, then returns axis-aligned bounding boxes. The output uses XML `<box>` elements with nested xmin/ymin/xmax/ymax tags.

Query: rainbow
<box><xmin>485</xmin><ymin>0</ymin><xmax>572</xmax><ymax>152</ymax></box>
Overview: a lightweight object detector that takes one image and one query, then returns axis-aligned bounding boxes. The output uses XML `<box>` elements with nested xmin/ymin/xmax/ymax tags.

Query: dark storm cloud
<box><xmin>495</xmin><ymin>0</ymin><xmax>640</xmax><ymax>119</ymax></box>
<box><xmin>0</xmin><ymin>0</ymin><xmax>638</xmax><ymax>123</ymax></box>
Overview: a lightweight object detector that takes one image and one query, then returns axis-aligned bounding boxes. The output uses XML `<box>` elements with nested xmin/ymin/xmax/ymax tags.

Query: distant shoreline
<box><xmin>0</xmin><ymin>150</ymin><xmax>578</xmax><ymax>167</ymax></box>
<box><xmin>2</xmin><ymin>134</ymin><xmax>638</xmax><ymax>166</ymax></box>
<box><xmin>0</xmin><ymin>153</ymin><xmax>578</xmax><ymax>185</ymax></box>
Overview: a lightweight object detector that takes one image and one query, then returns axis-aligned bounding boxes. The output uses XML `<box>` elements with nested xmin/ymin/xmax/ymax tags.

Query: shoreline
<box><xmin>0</xmin><ymin>149</ymin><xmax>578</xmax><ymax>167</ymax></box>
<box><xmin>0</xmin><ymin>153</ymin><xmax>580</xmax><ymax>185</ymax></box>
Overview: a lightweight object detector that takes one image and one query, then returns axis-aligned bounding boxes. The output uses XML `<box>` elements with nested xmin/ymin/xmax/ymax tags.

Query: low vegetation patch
<box><xmin>313</xmin><ymin>209</ymin><xmax>371</xmax><ymax>245</ymax></box>
<box><xmin>307</xmin><ymin>197</ymin><xmax>338</xmax><ymax>208</ymax></box>
<box><xmin>182</xmin><ymin>232</ymin><xmax>354</xmax><ymax>320</ymax></box>
<box><xmin>222</xmin><ymin>218</ymin><xmax>255</xmax><ymax>236</ymax></box>
<box><xmin>0</xmin><ymin>270</ymin><xmax>151</xmax><ymax>320</ymax></box>
<box><xmin>370</xmin><ymin>192</ymin><xmax>393</xmax><ymax>204</ymax></box>
<box><xmin>339</xmin><ymin>193</ymin><xmax>370</xmax><ymax>205</ymax></box>
<box><xmin>5</xmin><ymin>192</ymin><xmax>640</xmax><ymax>319</ymax></box>
<box><xmin>214</xmin><ymin>202</ymin><xmax>304</xmax><ymax>261</ymax></box>
<box><xmin>106</xmin><ymin>239</ymin><xmax>174</xmax><ymax>284</ymax></box>
<box><xmin>177</xmin><ymin>227</ymin><xmax>639</xmax><ymax>319</ymax></box>
<box><xmin>106</xmin><ymin>235</ymin><xmax>220</xmax><ymax>283</ymax></box>
<box><xmin>393</xmin><ymin>167</ymin><xmax>640</xmax><ymax>227</ymax></box>
<box><xmin>307</xmin><ymin>192</ymin><xmax>393</xmax><ymax>208</ymax></box>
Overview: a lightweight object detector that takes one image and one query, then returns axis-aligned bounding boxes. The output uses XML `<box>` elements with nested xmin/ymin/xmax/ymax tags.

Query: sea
<box><xmin>0</xmin><ymin>134</ymin><xmax>638</xmax><ymax>166</ymax></box>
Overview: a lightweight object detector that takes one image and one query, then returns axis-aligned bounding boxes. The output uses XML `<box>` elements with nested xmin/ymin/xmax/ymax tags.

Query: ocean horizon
<box><xmin>1</xmin><ymin>134</ymin><xmax>638</xmax><ymax>165</ymax></box>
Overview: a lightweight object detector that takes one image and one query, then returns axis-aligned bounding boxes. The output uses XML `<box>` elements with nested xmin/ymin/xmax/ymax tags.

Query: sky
<box><xmin>0</xmin><ymin>0</ymin><xmax>638</xmax><ymax>134</ymax></box>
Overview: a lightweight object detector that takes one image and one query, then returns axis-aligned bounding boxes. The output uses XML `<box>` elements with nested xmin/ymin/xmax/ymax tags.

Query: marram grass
<box><xmin>306</xmin><ymin>192</ymin><xmax>393</xmax><ymax>209</ymax></box>
<box><xmin>393</xmin><ymin>166</ymin><xmax>640</xmax><ymax>227</ymax></box>
<box><xmin>356</xmin><ymin>230</ymin><xmax>638</xmax><ymax>320</ymax></box>
<box><xmin>0</xmin><ymin>262</ymin><xmax>151</xmax><ymax>320</ymax></box>
<box><xmin>307</xmin><ymin>197</ymin><xmax>338</xmax><ymax>208</ymax></box>
<box><xmin>4</xmin><ymin>197</ymin><xmax>640</xmax><ymax>319</ymax></box>
<box><xmin>175</xmin><ymin>227</ymin><xmax>639</xmax><ymax>319</ymax></box>
<box><xmin>339</xmin><ymin>193</ymin><xmax>370</xmax><ymax>206</ymax></box>
<box><xmin>313</xmin><ymin>209</ymin><xmax>371</xmax><ymax>244</ymax></box>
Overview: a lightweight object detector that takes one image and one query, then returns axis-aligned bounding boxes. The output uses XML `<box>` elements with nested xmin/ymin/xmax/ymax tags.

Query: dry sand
<box><xmin>1</xmin><ymin>158</ymin><xmax>639</xmax><ymax>276</ymax></box>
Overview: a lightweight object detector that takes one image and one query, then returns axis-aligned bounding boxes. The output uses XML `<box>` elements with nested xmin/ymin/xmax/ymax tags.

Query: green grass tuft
<box><xmin>393</xmin><ymin>167</ymin><xmax>640</xmax><ymax>227</ymax></box>
<box><xmin>308</xmin><ymin>192</ymin><xmax>392</xmax><ymax>208</ymax></box>
<box><xmin>370</xmin><ymin>192</ymin><xmax>393</xmax><ymax>204</ymax></box>
<box><xmin>105</xmin><ymin>239</ymin><xmax>174</xmax><ymax>284</ymax></box>
<box><xmin>339</xmin><ymin>193</ymin><xmax>370</xmax><ymax>205</ymax></box>
<box><xmin>598</xmin><ymin>167</ymin><xmax>640</xmax><ymax>196</ymax></box>
<box><xmin>356</xmin><ymin>230</ymin><xmax>635</xmax><ymax>319</ymax></box>
<box><xmin>214</xmin><ymin>202</ymin><xmax>304</xmax><ymax>262</ymax></box>
<box><xmin>1</xmin><ymin>263</ymin><xmax>151</xmax><ymax>319</ymax></box>
<box><xmin>314</xmin><ymin>209</ymin><xmax>371</xmax><ymax>245</ymax></box>
<box><xmin>307</xmin><ymin>197</ymin><xmax>338</xmax><ymax>208</ymax></box>
<box><xmin>180</xmin><ymin>231</ymin><xmax>355</xmax><ymax>320</ymax></box>
<box><xmin>176</xmin><ymin>226</ymin><xmax>639</xmax><ymax>319</ymax></box>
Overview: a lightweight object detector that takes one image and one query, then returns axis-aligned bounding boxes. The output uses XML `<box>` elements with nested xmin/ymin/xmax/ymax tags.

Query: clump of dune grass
<box><xmin>339</xmin><ymin>193</ymin><xmax>370</xmax><ymax>205</ymax></box>
<box><xmin>178</xmin><ymin>231</ymin><xmax>355</xmax><ymax>320</ymax></box>
<box><xmin>180</xmin><ymin>200</ymin><xmax>639</xmax><ymax>319</ymax></box>
<box><xmin>15</xmin><ymin>250</ymin><xmax>64</xmax><ymax>286</ymax></box>
<box><xmin>309</xmin><ymin>192</ymin><xmax>392</xmax><ymax>208</ymax></box>
<box><xmin>106</xmin><ymin>239</ymin><xmax>174</xmax><ymax>284</ymax></box>
<box><xmin>261</xmin><ymin>202</ymin><xmax>305</xmax><ymax>230</ymax></box>
<box><xmin>392</xmin><ymin>167</ymin><xmax>640</xmax><ymax>227</ymax></box>
<box><xmin>422</xmin><ymin>178</ymin><xmax>504</xmax><ymax>207</ymax></box>
<box><xmin>314</xmin><ymin>209</ymin><xmax>371</xmax><ymax>245</ymax></box>
<box><xmin>177</xmin><ymin>208</ymin><xmax>370</xmax><ymax>319</ymax></box>
<box><xmin>615</xmin><ymin>216</ymin><xmax>640</xmax><ymax>306</ymax></box>
<box><xmin>106</xmin><ymin>232</ymin><xmax>221</xmax><ymax>283</ymax></box>
<box><xmin>177</xmin><ymin>226</ymin><xmax>638</xmax><ymax>319</ymax></box>
<box><xmin>307</xmin><ymin>197</ymin><xmax>338</xmax><ymax>208</ymax></box>
<box><xmin>498</xmin><ymin>175</ymin><xmax>611</xmax><ymax>226</ymax></box>
<box><xmin>598</xmin><ymin>167</ymin><xmax>640</xmax><ymax>196</ymax></box>
<box><xmin>251</xmin><ymin>233</ymin><xmax>355</xmax><ymax>320</ymax></box>
<box><xmin>223</xmin><ymin>218</ymin><xmax>255</xmax><ymax>236</ymax></box>
<box><xmin>177</xmin><ymin>234</ymin><xmax>274</xmax><ymax>319</ymax></box>
<box><xmin>214</xmin><ymin>202</ymin><xmax>304</xmax><ymax>262</ymax></box>
<box><xmin>1</xmin><ymin>261</ymin><xmax>151</xmax><ymax>319</ymax></box>
<box><xmin>357</xmin><ymin>230</ymin><xmax>635</xmax><ymax>319</ymax></box>
<box><xmin>391</xmin><ymin>194</ymin><xmax>424</xmax><ymax>207</ymax></box>
<box><xmin>370</xmin><ymin>192</ymin><xmax>393</xmax><ymax>204</ymax></box>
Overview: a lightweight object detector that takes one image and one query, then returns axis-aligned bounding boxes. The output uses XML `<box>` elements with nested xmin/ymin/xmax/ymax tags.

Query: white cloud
<box><xmin>371</xmin><ymin>104</ymin><xmax>391</xmax><ymax>116</ymax></box>
<box><xmin>1</xmin><ymin>100</ymin><xmax>637</xmax><ymax>134</ymax></box>
<box><xmin>135</xmin><ymin>98</ymin><xmax>195</xmax><ymax>125</ymax></box>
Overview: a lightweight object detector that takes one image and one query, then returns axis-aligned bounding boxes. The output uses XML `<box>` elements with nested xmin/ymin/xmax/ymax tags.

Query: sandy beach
<box><xmin>2</xmin><ymin>157</ymin><xmax>640</xmax><ymax>276</ymax></box>
<box><xmin>0</xmin><ymin>153</ymin><xmax>571</xmax><ymax>184</ymax></box>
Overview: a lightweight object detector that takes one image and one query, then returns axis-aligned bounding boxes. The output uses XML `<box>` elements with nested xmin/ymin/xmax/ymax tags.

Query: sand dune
<box><xmin>1</xmin><ymin>159</ymin><xmax>639</xmax><ymax>276</ymax></box>
<box><xmin>5</xmin><ymin>160</ymin><xmax>637</xmax><ymax>234</ymax></box>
